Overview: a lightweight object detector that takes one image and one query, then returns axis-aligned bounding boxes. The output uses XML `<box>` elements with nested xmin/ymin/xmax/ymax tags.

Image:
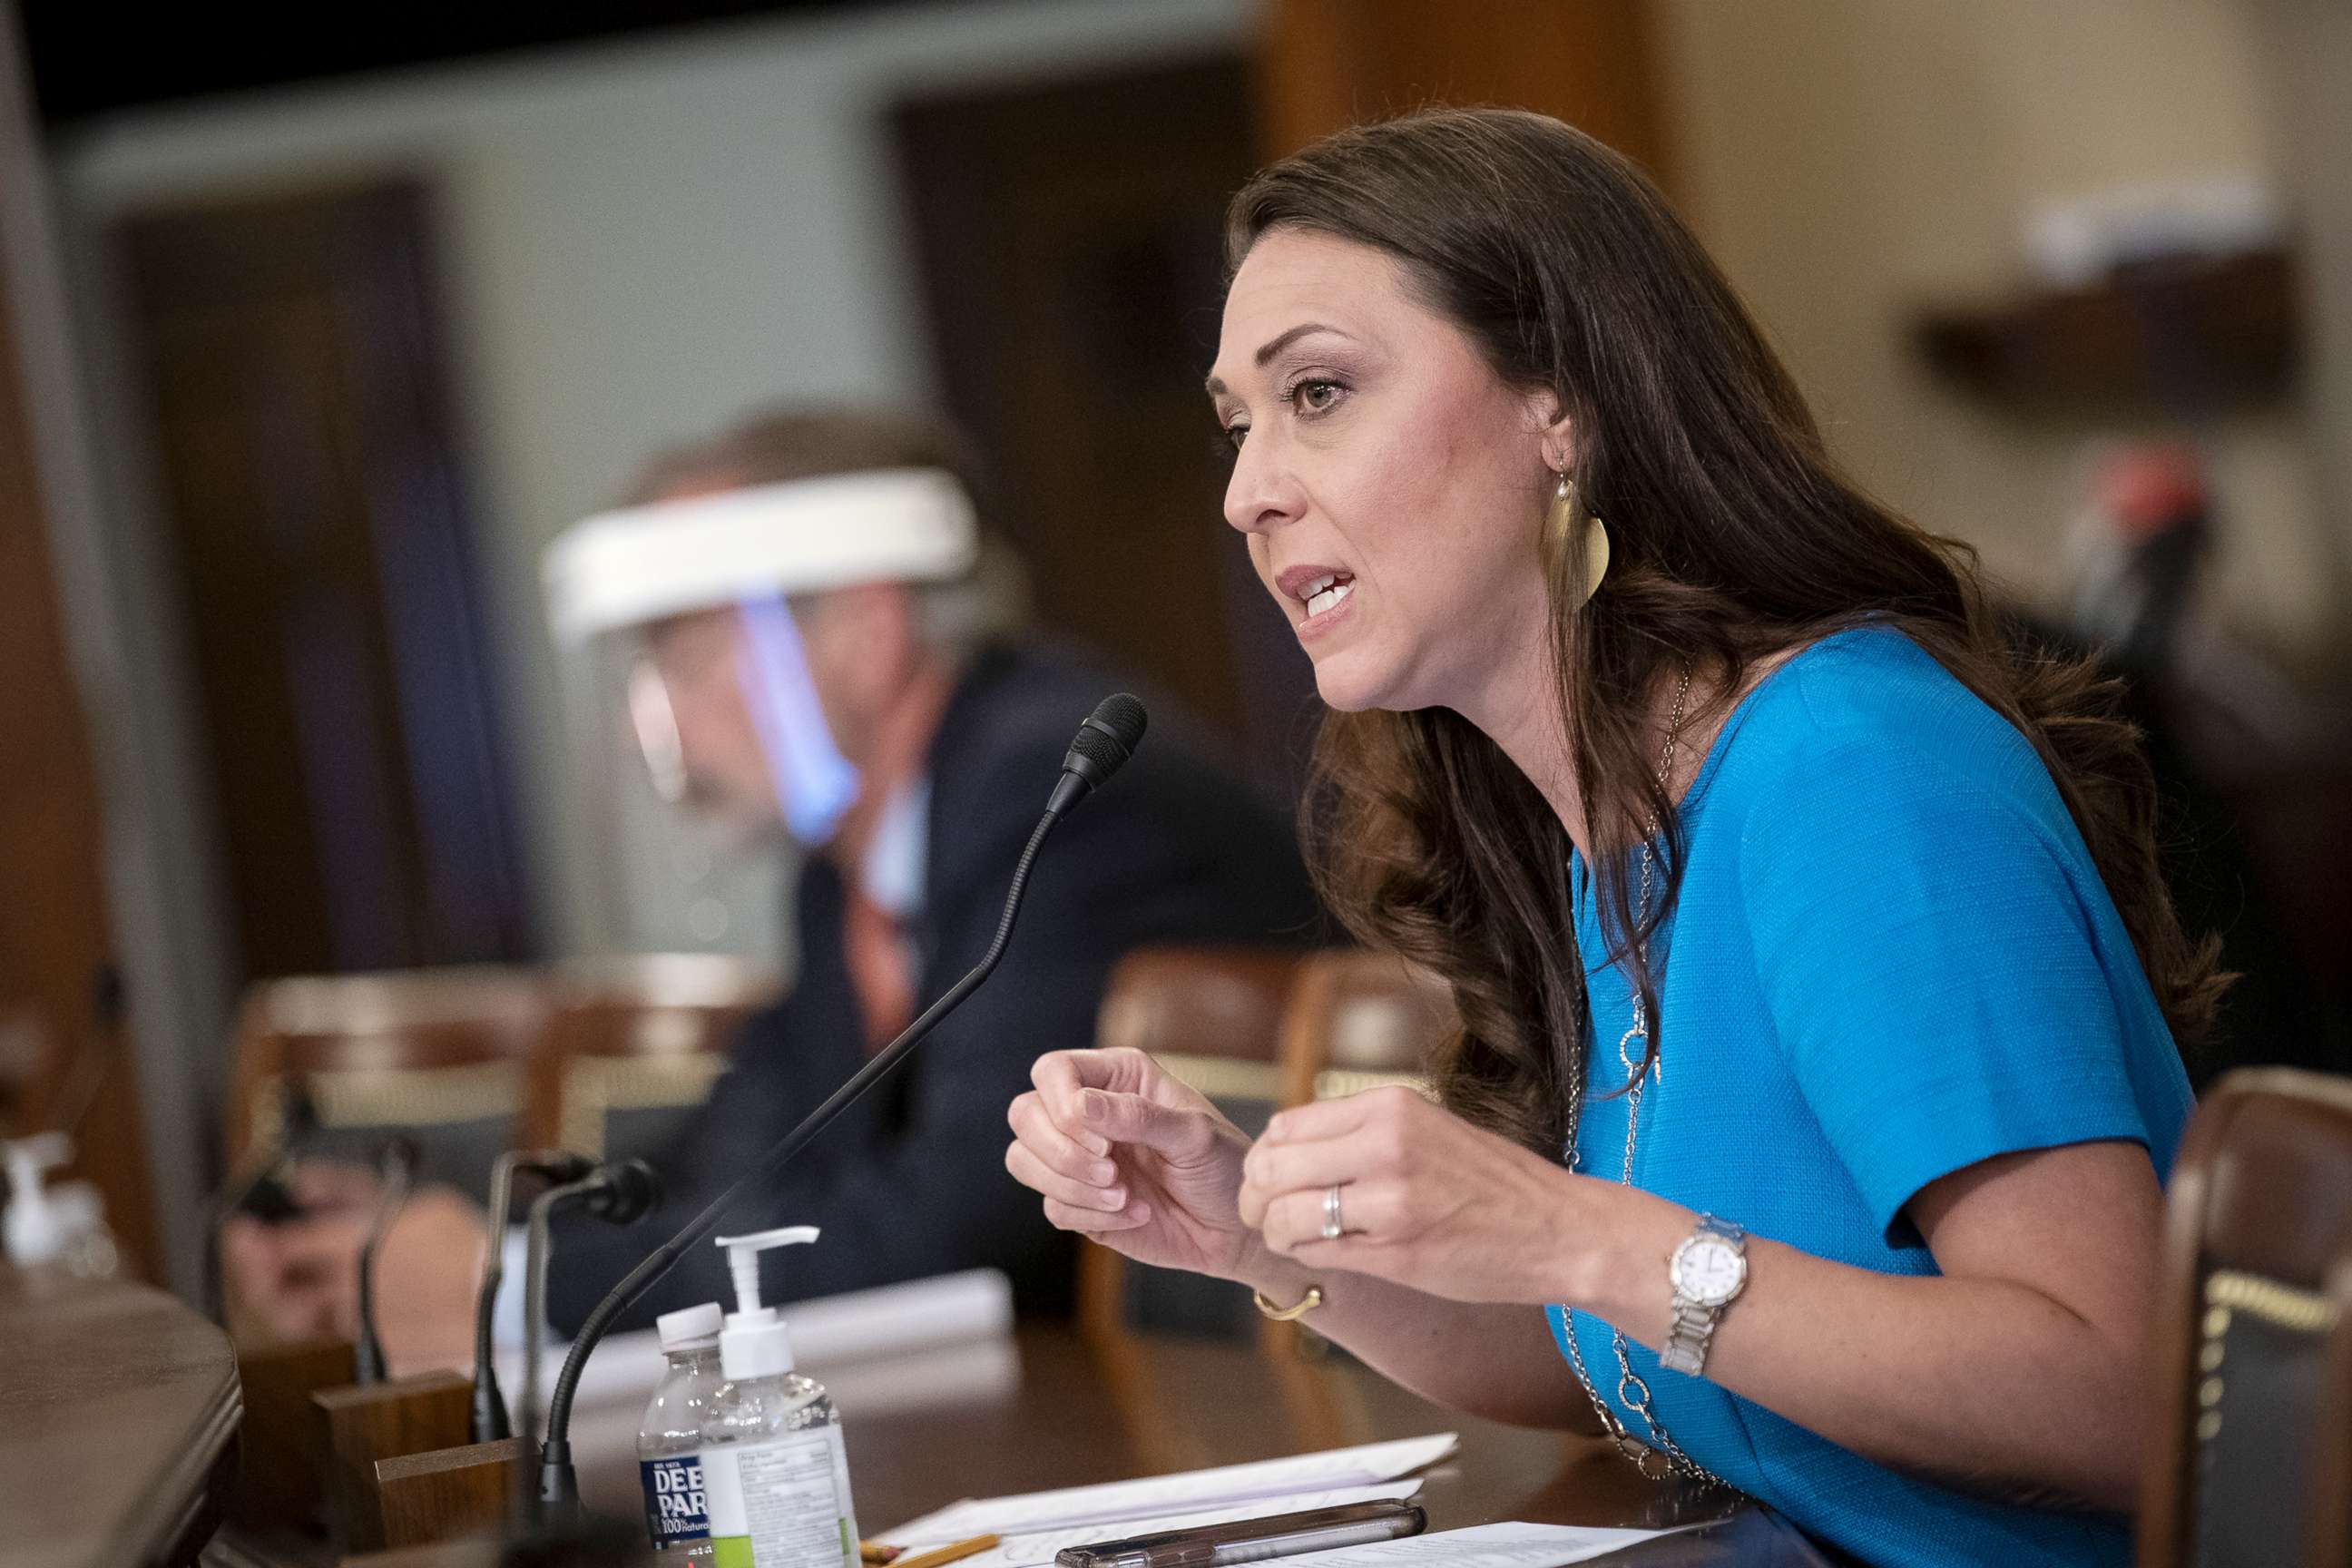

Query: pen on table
<box><xmin>1057</xmin><ymin>1501</ymin><xmax>1426</xmax><ymax>1568</ymax></box>
<box><xmin>882</xmin><ymin>1534</ymin><xmax>1001</xmax><ymax>1568</ymax></box>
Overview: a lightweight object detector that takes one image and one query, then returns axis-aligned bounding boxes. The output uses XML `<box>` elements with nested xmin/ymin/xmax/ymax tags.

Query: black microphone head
<box><xmin>583</xmin><ymin>1159</ymin><xmax>662</xmax><ymax>1226</ymax></box>
<box><xmin>1049</xmin><ymin>694</ymin><xmax>1149</xmax><ymax>816</ymax></box>
<box><xmin>279</xmin><ymin>1079</ymin><xmax>320</xmax><ymax>1144</ymax></box>
<box><xmin>1087</xmin><ymin>693</ymin><xmax>1148</xmax><ymax>757</ymax></box>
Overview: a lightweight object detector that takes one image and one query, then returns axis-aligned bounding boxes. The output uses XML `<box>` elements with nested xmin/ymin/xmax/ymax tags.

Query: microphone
<box><xmin>1046</xmin><ymin>694</ymin><xmax>1148</xmax><ymax>818</ymax></box>
<box><xmin>471</xmin><ymin>1151</ymin><xmax>597</xmax><ymax>1441</ymax></box>
<box><xmin>353</xmin><ymin>1135</ymin><xmax>419</xmax><ymax>1384</ymax></box>
<box><xmin>516</xmin><ymin>1160</ymin><xmax>662</xmax><ymax>1512</ymax></box>
<box><xmin>531</xmin><ymin>695</ymin><xmax>1148</xmax><ymax>1514</ymax></box>
<box><xmin>201</xmin><ymin>1078</ymin><xmax>320</xmax><ymax>1323</ymax></box>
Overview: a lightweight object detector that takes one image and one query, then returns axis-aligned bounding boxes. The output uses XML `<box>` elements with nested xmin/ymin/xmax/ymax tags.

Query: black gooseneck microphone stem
<box><xmin>472</xmin><ymin>1155</ymin><xmax>526</xmax><ymax>1442</ymax></box>
<box><xmin>353</xmin><ymin>1141</ymin><xmax>416</xmax><ymax>1385</ymax></box>
<box><xmin>533</xmin><ymin>806</ymin><xmax>1065</xmax><ymax>1512</ymax></box>
<box><xmin>517</xmin><ymin>1170</ymin><xmax>603</xmax><ymax>1504</ymax></box>
<box><xmin>473</xmin><ymin>1150</ymin><xmax>591</xmax><ymax>1443</ymax></box>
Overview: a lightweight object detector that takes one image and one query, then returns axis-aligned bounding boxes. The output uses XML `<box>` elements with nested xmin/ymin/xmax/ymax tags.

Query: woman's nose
<box><xmin>1222</xmin><ymin>438</ymin><xmax>1298</xmax><ymax>536</ymax></box>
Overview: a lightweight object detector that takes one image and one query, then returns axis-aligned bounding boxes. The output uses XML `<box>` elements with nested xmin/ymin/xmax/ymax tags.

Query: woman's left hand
<box><xmin>1236</xmin><ymin>1085</ymin><xmax>1589</xmax><ymax>1305</ymax></box>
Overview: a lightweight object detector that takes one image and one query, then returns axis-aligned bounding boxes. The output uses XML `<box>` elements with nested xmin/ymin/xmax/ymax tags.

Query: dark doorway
<box><xmin>113</xmin><ymin>180</ymin><xmax>535</xmax><ymax>984</ymax></box>
<box><xmin>890</xmin><ymin>52</ymin><xmax>1318</xmax><ymax>792</ymax></box>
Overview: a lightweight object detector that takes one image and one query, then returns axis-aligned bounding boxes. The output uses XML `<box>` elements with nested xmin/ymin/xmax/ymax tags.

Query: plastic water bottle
<box><xmin>641</xmin><ymin>1301</ymin><xmax>727</xmax><ymax>1560</ymax></box>
<box><xmin>699</xmin><ymin>1226</ymin><xmax>859</xmax><ymax>1568</ymax></box>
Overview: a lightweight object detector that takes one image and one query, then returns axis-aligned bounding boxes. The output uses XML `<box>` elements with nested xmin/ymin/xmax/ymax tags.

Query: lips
<box><xmin>1274</xmin><ymin>564</ymin><xmax>1357</xmax><ymax>621</ymax></box>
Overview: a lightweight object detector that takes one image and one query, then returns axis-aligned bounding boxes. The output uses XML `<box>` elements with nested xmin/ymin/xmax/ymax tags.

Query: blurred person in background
<box><xmin>225</xmin><ymin>406</ymin><xmax>1320</xmax><ymax>1361</ymax></box>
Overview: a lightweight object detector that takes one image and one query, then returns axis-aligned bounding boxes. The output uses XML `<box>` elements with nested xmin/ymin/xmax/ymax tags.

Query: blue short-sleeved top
<box><xmin>1544</xmin><ymin>626</ymin><xmax>2192</xmax><ymax>1568</ymax></box>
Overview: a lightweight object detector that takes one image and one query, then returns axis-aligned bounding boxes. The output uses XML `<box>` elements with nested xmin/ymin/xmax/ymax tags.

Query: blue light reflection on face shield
<box><xmin>736</xmin><ymin>596</ymin><xmax>862</xmax><ymax>845</ymax></box>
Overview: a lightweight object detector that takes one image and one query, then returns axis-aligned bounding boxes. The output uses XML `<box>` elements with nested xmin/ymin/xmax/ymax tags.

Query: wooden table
<box><xmin>830</xmin><ymin>1328</ymin><xmax>1833</xmax><ymax>1566</ymax></box>
<box><xmin>0</xmin><ymin>1264</ymin><xmax>241</xmax><ymax>1568</ymax></box>
<box><xmin>221</xmin><ymin>1321</ymin><xmax>1837</xmax><ymax>1566</ymax></box>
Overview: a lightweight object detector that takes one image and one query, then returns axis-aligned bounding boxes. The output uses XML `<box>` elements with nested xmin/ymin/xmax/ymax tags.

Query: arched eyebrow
<box><xmin>1204</xmin><ymin>322</ymin><xmax>1349</xmax><ymax>396</ymax></box>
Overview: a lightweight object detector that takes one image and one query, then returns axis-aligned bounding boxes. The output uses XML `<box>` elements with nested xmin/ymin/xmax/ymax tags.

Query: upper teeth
<box><xmin>1305</xmin><ymin>578</ymin><xmax>1354</xmax><ymax>617</ymax></box>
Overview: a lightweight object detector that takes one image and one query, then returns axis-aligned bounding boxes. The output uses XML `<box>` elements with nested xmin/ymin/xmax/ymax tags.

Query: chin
<box><xmin>1308</xmin><ymin>648</ymin><xmax>1406</xmax><ymax>715</ymax></box>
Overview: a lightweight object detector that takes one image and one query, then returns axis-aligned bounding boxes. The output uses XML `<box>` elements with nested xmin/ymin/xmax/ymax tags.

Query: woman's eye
<box><xmin>1289</xmin><ymin>378</ymin><xmax>1344</xmax><ymax>416</ymax></box>
<box><xmin>1222</xmin><ymin>422</ymin><xmax>1250</xmax><ymax>451</ymax></box>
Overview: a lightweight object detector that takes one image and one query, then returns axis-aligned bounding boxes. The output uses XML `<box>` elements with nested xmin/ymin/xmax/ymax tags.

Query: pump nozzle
<box><xmin>711</xmin><ymin>1226</ymin><xmax>819</xmax><ymax>1381</ymax></box>
<box><xmin>5</xmin><ymin>1132</ymin><xmax>97</xmax><ymax>1268</ymax></box>
<box><xmin>716</xmin><ymin>1225</ymin><xmax>818</xmax><ymax>1317</ymax></box>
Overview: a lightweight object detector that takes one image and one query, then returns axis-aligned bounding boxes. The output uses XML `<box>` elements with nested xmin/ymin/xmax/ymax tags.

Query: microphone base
<box><xmin>471</xmin><ymin>1382</ymin><xmax>513</xmax><ymax>1444</ymax></box>
<box><xmin>534</xmin><ymin>1442</ymin><xmax>581</xmax><ymax>1515</ymax></box>
<box><xmin>497</xmin><ymin>1511</ymin><xmax>646</xmax><ymax>1566</ymax></box>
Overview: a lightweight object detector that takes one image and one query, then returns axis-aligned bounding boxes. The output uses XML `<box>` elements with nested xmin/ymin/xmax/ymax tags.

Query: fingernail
<box><xmin>1079</xmin><ymin>1091</ymin><xmax>1106</xmax><ymax>1122</ymax></box>
<box><xmin>1082</xmin><ymin>1132</ymin><xmax>1112</xmax><ymax>1158</ymax></box>
<box><xmin>1090</xmin><ymin>1161</ymin><xmax>1116</xmax><ymax>1184</ymax></box>
<box><xmin>1098</xmin><ymin>1187</ymin><xmax>1127</xmax><ymax>1210</ymax></box>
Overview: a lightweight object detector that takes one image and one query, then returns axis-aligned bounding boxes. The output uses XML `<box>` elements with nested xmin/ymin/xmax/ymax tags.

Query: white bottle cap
<box><xmin>712</xmin><ymin>1225</ymin><xmax>819</xmax><ymax>1381</ymax></box>
<box><xmin>657</xmin><ymin>1302</ymin><xmax>724</xmax><ymax>1352</ymax></box>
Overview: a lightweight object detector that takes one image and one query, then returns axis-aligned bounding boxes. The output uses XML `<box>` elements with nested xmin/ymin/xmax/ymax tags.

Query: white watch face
<box><xmin>1673</xmin><ymin>1236</ymin><xmax>1746</xmax><ymax>1307</ymax></box>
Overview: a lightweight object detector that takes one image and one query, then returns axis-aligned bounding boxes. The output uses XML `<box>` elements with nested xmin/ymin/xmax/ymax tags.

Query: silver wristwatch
<box><xmin>1661</xmin><ymin>1213</ymin><xmax>1747</xmax><ymax>1377</ymax></box>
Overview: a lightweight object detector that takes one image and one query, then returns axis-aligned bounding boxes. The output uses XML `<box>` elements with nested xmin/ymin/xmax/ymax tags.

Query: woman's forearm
<box><xmin>1233</xmin><ymin>1242</ymin><xmax>1602</xmax><ymax>1435</ymax></box>
<box><xmin>1553</xmin><ymin>1180</ymin><xmax>2143</xmax><ymax>1513</ymax></box>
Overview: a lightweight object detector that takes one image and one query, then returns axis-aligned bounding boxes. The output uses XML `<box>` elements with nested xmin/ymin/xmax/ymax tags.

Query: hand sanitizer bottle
<box><xmin>641</xmin><ymin>1301</ymin><xmax>726</xmax><ymax>1559</ymax></box>
<box><xmin>700</xmin><ymin>1226</ymin><xmax>858</xmax><ymax>1568</ymax></box>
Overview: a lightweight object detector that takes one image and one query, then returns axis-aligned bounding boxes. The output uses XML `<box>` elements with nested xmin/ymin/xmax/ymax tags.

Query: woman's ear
<box><xmin>1527</xmin><ymin>390</ymin><xmax>1576</xmax><ymax>474</ymax></box>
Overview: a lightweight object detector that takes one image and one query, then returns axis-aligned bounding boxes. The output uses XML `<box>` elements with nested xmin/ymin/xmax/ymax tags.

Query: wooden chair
<box><xmin>1078</xmin><ymin>946</ymin><xmax>1309</xmax><ymax>1474</ymax></box>
<box><xmin>2318</xmin><ymin>1252</ymin><xmax>2352</xmax><ymax>1568</ymax></box>
<box><xmin>2141</xmin><ymin>1067</ymin><xmax>2352</xmax><ymax>1568</ymax></box>
<box><xmin>1275</xmin><ymin>948</ymin><xmax>1454</xmax><ymax>1111</ymax></box>
<box><xmin>1079</xmin><ymin>946</ymin><xmax>1309</xmax><ymax>1344</ymax></box>
<box><xmin>524</xmin><ymin>953</ymin><xmax>778</xmax><ymax>1165</ymax></box>
<box><xmin>227</xmin><ymin>966</ymin><xmax>549</xmax><ymax>1203</ymax></box>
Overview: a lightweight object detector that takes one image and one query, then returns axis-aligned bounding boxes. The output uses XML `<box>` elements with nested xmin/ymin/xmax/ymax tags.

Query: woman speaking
<box><xmin>1004</xmin><ymin>109</ymin><xmax>2211</xmax><ymax>1567</ymax></box>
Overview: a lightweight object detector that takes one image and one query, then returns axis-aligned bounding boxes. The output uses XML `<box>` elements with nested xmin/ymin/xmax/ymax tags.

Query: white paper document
<box><xmin>1282</xmin><ymin>1521</ymin><xmax>1693</xmax><ymax>1568</ymax></box>
<box><xmin>906</xmin><ymin>1480</ymin><xmax>1425</xmax><ymax>1567</ymax></box>
<box><xmin>886</xmin><ymin>1434</ymin><xmax>1460</xmax><ymax>1542</ymax></box>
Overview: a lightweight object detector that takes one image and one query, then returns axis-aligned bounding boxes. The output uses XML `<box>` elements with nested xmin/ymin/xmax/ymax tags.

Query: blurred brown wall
<box><xmin>1257</xmin><ymin>0</ymin><xmax>1672</xmax><ymax>187</ymax></box>
<box><xmin>0</xmin><ymin>258</ymin><xmax>160</xmax><ymax>1279</ymax></box>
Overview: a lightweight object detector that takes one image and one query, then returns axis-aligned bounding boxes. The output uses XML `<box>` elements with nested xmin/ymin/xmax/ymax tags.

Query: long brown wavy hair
<box><xmin>1228</xmin><ymin>108</ymin><xmax>2229</xmax><ymax>1157</ymax></box>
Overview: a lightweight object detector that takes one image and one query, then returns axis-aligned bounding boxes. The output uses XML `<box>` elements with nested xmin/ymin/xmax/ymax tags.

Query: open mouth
<box><xmin>1298</xmin><ymin>572</ymin><xmax>1356</xmax><ymax>619</ymax></box>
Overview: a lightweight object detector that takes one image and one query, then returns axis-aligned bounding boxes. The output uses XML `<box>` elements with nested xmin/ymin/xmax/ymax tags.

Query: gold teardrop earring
<box><xmin>1544</xmin><ymin>469</ymin><xmax>1612</xmax><ymax>610</ymax></box>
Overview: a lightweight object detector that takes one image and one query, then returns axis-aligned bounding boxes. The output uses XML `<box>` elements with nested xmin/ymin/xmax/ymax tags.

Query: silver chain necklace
<box><xmin>1557</xmin><ymin>664</ymin><xmax>1731</xmax><ymax>1490</ymax></box>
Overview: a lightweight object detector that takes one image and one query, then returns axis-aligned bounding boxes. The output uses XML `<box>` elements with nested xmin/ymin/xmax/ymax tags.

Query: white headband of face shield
<box><xmin>543</xmin><ymin>466</ymin><xmax>979</xmax><ymax>646</ymax></box>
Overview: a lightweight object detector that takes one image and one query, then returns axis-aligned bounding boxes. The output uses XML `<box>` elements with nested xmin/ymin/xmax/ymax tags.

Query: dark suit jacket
<box><xmin>546</xmin><ymin>642</ymin><xmax>1320</xmax><ymax>1334</ymax></box>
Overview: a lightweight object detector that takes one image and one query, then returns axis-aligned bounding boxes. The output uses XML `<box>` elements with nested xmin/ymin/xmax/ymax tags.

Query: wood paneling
<box><xmin>113</xmin><ymin>181</ymin><xmax>534</xmax><ymax>986</ymax></box>
<box><xmin>1256</xmin><ymin>0</ymin><xmax>1674</xmax><ymax>187</ymax></box>
<box><xmin>0</xmin><ymin>204</ymin><xmax>159</xmax><ymax>1279</ymax></box>
<box><xmin>890</xmin><ymin>54</ymin><xmax>1316</xmax><ymax>789</ymax></box>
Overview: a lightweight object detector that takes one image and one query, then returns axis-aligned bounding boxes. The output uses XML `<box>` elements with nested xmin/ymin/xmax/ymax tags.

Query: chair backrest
<box><xmin>526</xmin><ymin>953</ymin><xmax>779</xmax><ymax>1162</ymax></box>
<box><xmin>2319</xmin><ymin>1256</ymin><xmax>2352</xmax><ymax>1568</ymax></box>
<box><xmin>1276</xmin><ymin>948</ymin><xmax>1454</xmax><ymax>1110</ymax></box>
<box><xmin>1083</xmin><ymin>946</ymin><xmax>1308</xmax><ymax>1341</ymax></box>
<box><xmin>228</xmin><ymin>966</ymin><xmax>549</xmax><ymax>1201</ymax></box>
<box><xmin>2141</xmin><ymin>1067</ymin><xmax>2352</xmax><ymax>1568</ymax></box>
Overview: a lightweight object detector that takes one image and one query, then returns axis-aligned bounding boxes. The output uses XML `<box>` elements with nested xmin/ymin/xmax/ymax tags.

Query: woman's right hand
<box><xmin>1006</xmin><ymin>1047</ymin><xmax>1257</xmax><ymax>1281</ymax></box>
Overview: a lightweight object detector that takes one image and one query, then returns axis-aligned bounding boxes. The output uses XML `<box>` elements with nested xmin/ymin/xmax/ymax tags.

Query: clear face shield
<box><xmin>544</xmin><ymin>470</ymin><xmax>977</xmax><ymax>957</ymax></box>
